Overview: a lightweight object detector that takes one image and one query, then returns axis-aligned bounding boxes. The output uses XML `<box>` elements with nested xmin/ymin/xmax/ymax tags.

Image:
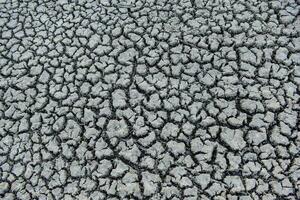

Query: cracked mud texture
<box><xmin>0</xmin><ymin>0</ymin><xmax>300</xmax><ymax>199</ymax></box>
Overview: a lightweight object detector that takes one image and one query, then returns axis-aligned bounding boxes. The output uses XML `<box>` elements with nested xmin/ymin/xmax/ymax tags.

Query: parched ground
<box><xmin>0</xmin><ymin>0</ymin><xmax>300</xmax><ymax>199</ymax></box>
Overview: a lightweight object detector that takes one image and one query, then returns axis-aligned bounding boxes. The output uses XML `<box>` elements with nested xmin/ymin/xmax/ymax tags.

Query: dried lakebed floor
<box><xmin>0</xmin><ymin>0</ymin><xmax>300</xmax><ymax>199</ymax></box>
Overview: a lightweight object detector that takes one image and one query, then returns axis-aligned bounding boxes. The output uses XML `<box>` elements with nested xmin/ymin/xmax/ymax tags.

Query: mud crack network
<box><xmin>0</xmin><ymin>0</ymin><xmax>300</xmax><ymax>199</ymax></box>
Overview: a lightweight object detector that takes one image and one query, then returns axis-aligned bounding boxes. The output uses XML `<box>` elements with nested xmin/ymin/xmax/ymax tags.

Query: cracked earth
<box><xmin>0</xmin><ymin>0</ymin><xmax>300</xmax><ymax>199</ymax></box>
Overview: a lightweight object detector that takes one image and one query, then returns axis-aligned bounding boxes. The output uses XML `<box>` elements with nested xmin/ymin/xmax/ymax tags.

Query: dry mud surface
<box><xmin>0</xmin><ymin>0</ymin><xmax>300</xmax><ymax>199</ymax></box>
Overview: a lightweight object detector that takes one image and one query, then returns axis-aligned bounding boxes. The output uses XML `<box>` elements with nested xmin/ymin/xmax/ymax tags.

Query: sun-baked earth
<box><xmin>0</xmin><ymin>0</ymin><xmax>300</xmax><ymax>199</ymax></box>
